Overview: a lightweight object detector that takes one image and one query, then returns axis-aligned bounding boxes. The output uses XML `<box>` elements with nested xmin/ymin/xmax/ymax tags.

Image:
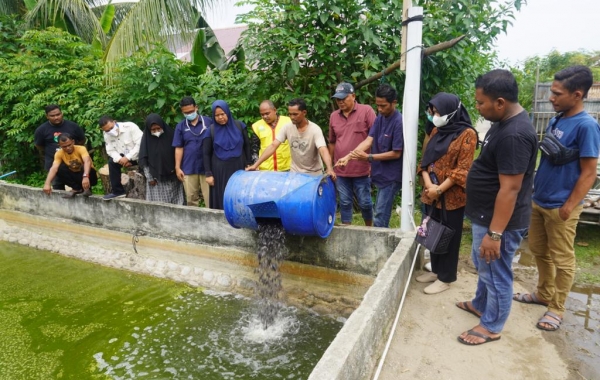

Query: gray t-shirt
<box><xmin>276</xmin><ymin>121</ymin><xmax>326</xmax><ymax>174</ymax></box>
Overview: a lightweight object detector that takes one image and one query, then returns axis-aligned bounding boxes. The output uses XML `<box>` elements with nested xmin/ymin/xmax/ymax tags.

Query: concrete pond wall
<box><xmin>0</xmin><ymin>181</ymin><xmax>418</xmax><ymax>380</ymax></box>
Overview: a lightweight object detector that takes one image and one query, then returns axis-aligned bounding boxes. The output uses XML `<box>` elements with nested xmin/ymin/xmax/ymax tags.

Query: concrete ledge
<box><xmin>308</xmin><ymin>231</ymin><xmax>417</xmax><ymax>380</ymax></box>
<box><xmin>0</xmin><ymin>182</ymin><xmax>397</xmax><ymax>275</ymax></box>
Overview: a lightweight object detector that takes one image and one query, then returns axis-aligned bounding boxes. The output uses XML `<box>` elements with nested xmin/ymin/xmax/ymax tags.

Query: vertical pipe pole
<box><xmin>400</xmin><ymin>7</ymin><xmax>423</xmax><ymax>232</ymax></box>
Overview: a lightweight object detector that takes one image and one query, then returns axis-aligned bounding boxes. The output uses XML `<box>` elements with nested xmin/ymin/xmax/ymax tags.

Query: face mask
<box><xmin>105</xmin><ymin>126</ymin><xmax>119</xmax><ymax>137</ymax></box>
<box><xmin>426</xmin><ymin>113</ymin><xmax>434</xmax><ymax>123</ymax></box>
<box><xmin>185</xmin><ymin>112</ymin><xmax>198</xmax><ymax>121</ymax></box>
<box><xmin>432</xmin><ymin>102</ymin><xmax>461</xmax><ymax>128</ymax></box>
<box><xmin>152</xmin><ymin>131</ymin><xmax>163</xmax><ymax>138</ymax></box>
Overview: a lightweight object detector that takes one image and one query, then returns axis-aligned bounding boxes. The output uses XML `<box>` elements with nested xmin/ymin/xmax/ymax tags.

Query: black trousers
<box><xmin>108</xmin><ymin>159</ymin><xmax>137</xmax><ymax>195</ymax></box>
<box><xmin>56</xmin><ymin>163</ymin><xmax>98</xmax><ymax>191</ymax></box>
<box><xmin>425</xmin><ymin>204</ymin><xmax>465</xmax><ymax>283</ymax></box>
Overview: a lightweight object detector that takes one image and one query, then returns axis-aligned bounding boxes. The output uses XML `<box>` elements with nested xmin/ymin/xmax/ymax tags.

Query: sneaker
<box><xmin>82</xmin><ymin>189</ymin><xmax>93</xmax><ymax>197</ymax></box>
<box><xmin>424</xmin><ymin>280</ymin><xmax>450</xmax><ymax>295</ymax></box>
<box><xmin>102</xmin><ymin>193</ymin><xmax>126</xmax><ymax>201</ymax></box>
<box><xmin>416</xmin><ymin>272</ymin><xmax>437</xmax><ymax>283</ymax></box>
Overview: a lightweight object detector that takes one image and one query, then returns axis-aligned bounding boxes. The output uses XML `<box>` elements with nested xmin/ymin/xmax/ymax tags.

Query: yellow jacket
<box><xmin>251</xmin><ymin>116</ymin><xmax>292</xmax><ymax>171</ymax></box>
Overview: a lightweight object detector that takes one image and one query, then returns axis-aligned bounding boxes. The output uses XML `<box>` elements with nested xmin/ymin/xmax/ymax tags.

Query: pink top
<box><xmin>329</xmin><ymin>102</ymin><xmax>376</xmax><ymax>177</ymax></box>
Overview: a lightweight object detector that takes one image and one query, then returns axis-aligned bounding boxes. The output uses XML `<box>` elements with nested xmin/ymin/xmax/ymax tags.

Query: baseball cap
<box><xmin>332</xmin><ymin>82</ymin><xmax>355</xmax><ymax>99</ymax></box>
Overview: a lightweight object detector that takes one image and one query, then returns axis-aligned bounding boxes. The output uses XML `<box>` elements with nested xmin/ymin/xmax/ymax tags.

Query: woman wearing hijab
<box><xmin>416</xmin><ymin>92</ymin><xmax>478</xmax><ymax>295</ymax></box>
<box><xmin>139</xmin><ymin>113</ymin><xmax>185</xmax><ymax>205</ymax></box>
<box><xmin>203</xmin><ymin>100</ymin><xmax>252</xmax><ymax>210</ymax></box>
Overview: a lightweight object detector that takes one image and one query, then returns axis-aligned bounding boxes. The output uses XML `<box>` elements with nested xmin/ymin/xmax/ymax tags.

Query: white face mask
<box><xmin>105</xmin><ymin>126</ymin><xmax>119</xmax><ymax>137</ymax></box>
<box><xmin>432</xmin><ymin>102</ymin><xmax>461</xmax><ymax>128</ymax></box>
<box><xmin>151</xmin><ymin>131</ymin><xmax>163</xmax><ymax>138</ymax></box>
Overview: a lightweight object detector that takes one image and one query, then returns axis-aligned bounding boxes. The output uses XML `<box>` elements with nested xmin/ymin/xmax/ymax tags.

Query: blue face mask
<box><xmin>426</xmin><ymin>113</ymin><xmax>434</xmax><ymax>123</ymax></box>
<box><xmin>185</xmin><ymin>112</ymin><xmax>198</xmax><ymax>121</ymax></box>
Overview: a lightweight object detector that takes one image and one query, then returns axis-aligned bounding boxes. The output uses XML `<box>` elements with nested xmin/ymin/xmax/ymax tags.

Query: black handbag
<box><xmin>415</xmin><ymin>195</ymin><xmax>455</xmax><ymax>255</ymax></box>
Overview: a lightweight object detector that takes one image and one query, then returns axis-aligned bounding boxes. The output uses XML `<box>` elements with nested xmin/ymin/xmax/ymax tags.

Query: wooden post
<box><xmin>399</xmin><ymin>0</ymin><xmax>412</xmax><ymax>71</ymax></box>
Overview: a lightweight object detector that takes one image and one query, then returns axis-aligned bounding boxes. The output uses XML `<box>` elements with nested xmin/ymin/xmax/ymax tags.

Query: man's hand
<box><xmin>149</xmin><ymin>179</ymin><xmax>157</xmax><ymax>186</ymax></box>
<box><xmin>118</xmin><ymin>156</ymin><xmax>130</xmax><ymax>166</ymax></box>
<box><xmin>335</xmin><ymin>155</ymin><xmax>351</xmax><ymax>167</ymax></box>
<box><xmin>479</xmin><ymin>235</ymin><xmax>501</xmax><ymax>264</ymax></box>
<box><xmin>176</xmin><ymin>168</ymin><xmax>185</xmax><ymax>181</ymax></box>
<box><xmin>82</xmin><ymin>177</ymin><xmax>90</xmax><ymax>190</ymax></box>
<box><xmin>206</xmin><ymin>176</ymin><xmax>215</xmax><ymax>186</ymax></box>
<box><xmin>558</xmin><ymin>204</ymin><xmax>573</xmax><ymax>221</ymax></box>
<box><xmin>245</xmin><ymin>164</ymin><xmax>258</xmax><ymax>171</ymax></box>
<box><xmin>326</xmin><ymin>168</ymin><xmax>337</xmax><ymax>181</ymax></box>
<box><xmin>43</xmin><ymin>184</ymin><xmax>52</xmax><ymax>195</ymax></box>
<box><xmin>350</xmin><ymin>150</ymin><xmax>369</xmax><ymax>161</ymax></box>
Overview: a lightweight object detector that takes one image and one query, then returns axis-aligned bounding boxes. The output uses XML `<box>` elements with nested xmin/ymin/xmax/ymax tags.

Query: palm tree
<box><xmin>0</xmin><ymin>0</ymin><xmax>217</xmax><ymax>65</ymax></box>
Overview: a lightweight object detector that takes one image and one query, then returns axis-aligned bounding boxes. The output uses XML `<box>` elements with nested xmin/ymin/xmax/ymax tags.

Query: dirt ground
<box><xmin>376</xmin><ymin>257</ymin><xmax>600</xmax><ymax>380</ymax></box>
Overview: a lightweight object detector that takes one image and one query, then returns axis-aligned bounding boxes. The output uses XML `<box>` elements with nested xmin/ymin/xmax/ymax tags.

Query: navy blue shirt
<box><xmin>369</xmin><ymin>110</ymin><xmax>404</xmax><ymax>187</ymax></box>
<box><xmin>172</xmin><ymin>116</ymin><xmax>211</xmax><ymax>174</ymax></box>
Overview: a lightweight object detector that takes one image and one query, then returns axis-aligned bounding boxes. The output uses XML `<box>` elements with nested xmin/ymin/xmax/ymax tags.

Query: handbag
<box><xmin>415</xmin><ymin>194</ymin><xmax>455</xmax><ymax>255</ymax></box>
<box><xmin>538</xmin><ymin>112</ymin><xmax>580</xmax><ymax>166</ymax></box>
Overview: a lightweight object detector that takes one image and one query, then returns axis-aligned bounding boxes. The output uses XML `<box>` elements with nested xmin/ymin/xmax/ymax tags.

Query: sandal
<box><xmin>456</xmin><ymin>301</ymin><xmax>481</xmax><ymax>318</ymax></box>
<box><xmin>536</xmin><ymin>311</ymin><xmax>562</xmax><ymax>331</ymax></box>
<box><xmin>513</xmin><ymin>292</ymin><xmax>549</xmax><ymax>306</ymax></box>
<box><xmin>457</xmin><ymin>329</ymin><xmax>501</xmax><ymax>346</ymax></box>
<box><xmin>62</xmin><ymin>190</ymin><xmax>83</xmax><ymax>199</ymax></box>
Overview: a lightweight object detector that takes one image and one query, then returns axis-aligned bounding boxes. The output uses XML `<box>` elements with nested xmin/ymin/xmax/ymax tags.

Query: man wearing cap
<box><xmin>329</xmin><ymin>82</ymin><xmax>377</xmax><ymax>226</ymax></box>
<box><xmin>250</xmin><ymin>100</ymin><xmax>292</xmax><ymax>171</ymax></box>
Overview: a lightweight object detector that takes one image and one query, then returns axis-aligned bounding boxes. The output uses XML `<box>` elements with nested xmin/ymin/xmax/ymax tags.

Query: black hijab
<box><xmin>421</xmin><ymin>92</ymin><xmax>475</xmax><ymax>169</ymax></box>
<box><xmin>139</xmin><ymin>113</ymin><xmax>177</xmax><ymax>181</ymax></box>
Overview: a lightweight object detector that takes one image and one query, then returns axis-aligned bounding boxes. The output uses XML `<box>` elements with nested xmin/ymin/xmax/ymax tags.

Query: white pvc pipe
<box><xmin>400</xmin><ymin>6</ymin><xmax>423</xmax><ymax>232</ymax></box>
<box><xmin>372</xmin><ymin>243</ymin><xmax>420</xmax><ymax>380</ymax></box>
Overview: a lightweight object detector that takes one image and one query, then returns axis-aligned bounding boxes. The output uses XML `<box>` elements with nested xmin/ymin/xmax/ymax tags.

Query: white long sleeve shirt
<box><xmin>103</xmin><ymin>121</ymin><xmax>143</xmax><ymax>162</ymax></box>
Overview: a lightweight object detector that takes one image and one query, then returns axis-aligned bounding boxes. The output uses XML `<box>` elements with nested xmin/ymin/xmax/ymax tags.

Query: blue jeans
<box><xmin>336</xmin><ymin>176</ymin><xmax>373</xmax><ymax>224</ymax></box>
<box><xmin>470</xmin><ymin>222</ymin><xmax>527</xmax><ymax>333</ymax></box>
<box><xmin>373</xmin><ymin>181</ymin><xmax>401</xmax><ymax>227</ymax></box>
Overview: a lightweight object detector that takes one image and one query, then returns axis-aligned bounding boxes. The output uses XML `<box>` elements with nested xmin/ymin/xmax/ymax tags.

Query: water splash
<box><xmin>255</xmin><ymin>222</ymin><xmax>288</xmax><ymax>329</ymax></box>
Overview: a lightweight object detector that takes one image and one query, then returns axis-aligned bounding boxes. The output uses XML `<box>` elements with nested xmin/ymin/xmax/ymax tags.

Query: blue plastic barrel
<box><xmin>223</xmin><ymin>171</ymin><xmax>336</xmax><ymax>238</ymax></box>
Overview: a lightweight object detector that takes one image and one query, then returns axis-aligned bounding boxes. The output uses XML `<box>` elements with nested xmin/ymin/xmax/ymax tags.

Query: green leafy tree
<box><xmin>236</xmin><ymin>0</ymin><xmax>522</xmax><ymax>129</ymax></box>
<box><xmin>0</xmin><ymin>27</ymin><xmax>106</xmax><ymax>178</ymax></box>
<box><xmin>511</xmin><ymin>49</ymin><xmax>600</xmax><ymax>112</ymax></box>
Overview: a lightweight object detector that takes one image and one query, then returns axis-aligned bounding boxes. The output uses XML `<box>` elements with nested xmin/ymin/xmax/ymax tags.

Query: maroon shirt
<box><xmin>329</xmin><ymin>102</ymin><xmax>376</xmax><ymax>177</ymax></box>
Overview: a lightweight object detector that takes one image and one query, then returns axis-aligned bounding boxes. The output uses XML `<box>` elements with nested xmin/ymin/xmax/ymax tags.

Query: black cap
<box><xmin>332</xmin><ymin>82</ymin><xmax>355</xmax><ymax>99</ymax></box>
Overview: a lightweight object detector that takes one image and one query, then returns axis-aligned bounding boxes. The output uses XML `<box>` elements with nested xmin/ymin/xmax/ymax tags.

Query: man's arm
<box><xmin>560</xmin><ymin>157</ymin><xmax>599</xmax><ymax>220</ymax></box>
<box><xmin>42</xmin><ymin>161</ymin><xmax>61</xmax><ymax>195</ymax></box>
<box><xmin>81</xmin><ymin>155</ymin><xmax>92</xmax><ymax>190</ymax></box>
<box><xmin>318</xmin><ymin>146</ymin><xmax>336</xmax><ymax>180</ymax></box>
<box><xmin>479</xmin><ymin>173</ymin><xmax>524</xmax><ymax>263</ymax></box>
<box><xmin>247</xmin><ymin>140</ymin><xmax>281</xmax><ymax>171</ymax></box>
<box><xmin>336</xmin><ymin>136</ymin><xmax>373</xmax><ymax>166</ymax></box>
<box><xmin>126</xmin><ymin>123</ymin><xmax>144</xmax><ymax>161</ymax></box>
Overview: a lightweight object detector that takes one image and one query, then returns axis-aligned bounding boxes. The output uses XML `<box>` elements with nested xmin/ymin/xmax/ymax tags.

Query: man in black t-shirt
<box><xmin>34</xmin><ymin>104</ymin><xmax>86</xmax><ymax>190</ymax></box>
<box><xmin>456</xmin><ymin>70</ymin><xmax>538</xmax><ymax>346</ymax></box>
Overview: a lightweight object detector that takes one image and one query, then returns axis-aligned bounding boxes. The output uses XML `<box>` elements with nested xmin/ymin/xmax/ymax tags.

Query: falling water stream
<box><xmin>0</xmin><ymin>241</ymin><xmax>342</xmax><ymax>379</ymax></box>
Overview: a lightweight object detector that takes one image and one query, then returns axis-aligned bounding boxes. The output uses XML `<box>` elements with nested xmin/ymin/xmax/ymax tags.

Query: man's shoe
<box><xmin>62</xmin><ymin>190</ymin><xmax>82</xmax><ymax>199</ymax></box>
<box><xmin>424</xmin><ymin>280</ymin><xmax>450</xmax><ymax>295</ymax></box>
<box><xmin>102</xmin><ymin>193</ymin><xmax>126</xmax><ymax>201</ymax></box>
<box><xmin>82</xmin><ymin>189</ymin><xmax>93</xmax><ymax>197</ymax></box>
<box><xmin>415</xmin><ymin>272</ymin><xmax>437</xmax><ymax>283</ymax></box>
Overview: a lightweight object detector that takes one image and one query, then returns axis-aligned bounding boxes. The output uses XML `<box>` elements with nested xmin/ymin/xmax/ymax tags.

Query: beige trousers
<box><xmin>528</xmin><ymin>201</ymin><xmax>583</xmax><ymax>314</ymax></box>
<box><xmin>182</xmin><ymin>174</ymin><xmax>210</xmax><ymax>207</ymax></box>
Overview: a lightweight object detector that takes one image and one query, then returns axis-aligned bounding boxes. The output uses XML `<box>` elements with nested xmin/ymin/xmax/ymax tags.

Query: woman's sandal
<box><xmin>536</xmin><ymin>311</ymin><xmax>562</xmax><ymax>331</ymax></box>
<box><xmin>513</xmin><ymin>292</ymin><xmax>549</xmax><ymax>306</ymax></box>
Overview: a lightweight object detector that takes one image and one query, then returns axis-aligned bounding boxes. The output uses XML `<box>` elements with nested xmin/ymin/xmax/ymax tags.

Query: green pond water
<box><xmin>0</xmin><ymin>241</ymin><xmax>342</xmax><ymax>379</ymax></box>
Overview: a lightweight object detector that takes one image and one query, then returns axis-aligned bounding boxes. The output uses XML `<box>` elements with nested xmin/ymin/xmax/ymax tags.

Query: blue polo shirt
<box><xmin>172</xmin><ymin>116</ymin><xmax>211</xmax><ymax>174</ymax></box>
<box><xmin>369</xmin><ymin>110</ymin><xmax>404</xmax><ymax>187</ymax></box>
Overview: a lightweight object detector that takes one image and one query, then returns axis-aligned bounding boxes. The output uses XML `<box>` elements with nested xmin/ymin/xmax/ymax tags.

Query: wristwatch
<box><xmin>368</xmin><ymin>154</ymin><xmax>373</xmax><ymax>162</ymax></box>
<box><xmin>487</xmin><ymin>230</ymin><xmax>503</xmax><ymax>241</ymax></box>
<box><xmin>82</xmin><ymin>173</ymin><xmax>88</xmax><ymax>178</ymax></box>
<box><xmin>435</xmin><ymin>187</ymin><xmax>442</xmax><ymax>196</ymax></box>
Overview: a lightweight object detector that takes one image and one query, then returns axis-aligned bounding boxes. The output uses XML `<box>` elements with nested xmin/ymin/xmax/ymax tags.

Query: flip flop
<box><xmin>536</xmin><ymin>311</ymin><xmax>562</xmax><ymax>331</ymax></box>
<box><xmin>456</xmin><ymin>301</ymin><xmax>481</xmax><ymax>318</ymax></box>
<box><xmin>457</xmin><ymin>329</ymin><xmax>501</xmax><ymax>346</ymax></box>
<box><xmin>513</xmin><ymin>292</ymin><xmax>549</xmax><ymax>306</ymax></box>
